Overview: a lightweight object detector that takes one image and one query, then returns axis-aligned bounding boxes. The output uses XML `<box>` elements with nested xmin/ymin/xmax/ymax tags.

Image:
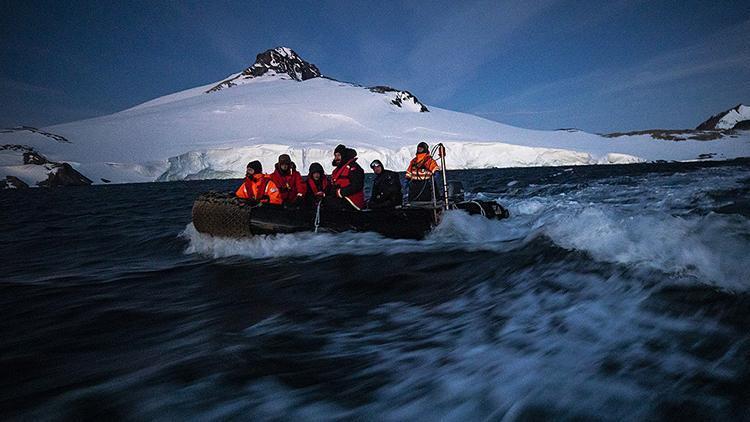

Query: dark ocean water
<box><xmin>1</xmin><ymin>160</ymin><xmax>749</xmax><ymax>421</ymax></box>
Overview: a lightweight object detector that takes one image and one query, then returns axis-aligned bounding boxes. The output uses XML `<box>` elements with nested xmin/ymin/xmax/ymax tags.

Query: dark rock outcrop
<box><xmin>23</xmin><ymin>150</ymin><xmax>48</xmax><ymax>165</ymax></box>
<box><xmin>37</xmin><ymin>163</ymin><xmax>92</xmax><ymax>188</ymax></box>
<box><xmin>204</xmin><ymin>47</ymin><xmax>430</xmax><ymax>113</ymax></box>
<box><xmin>1</xmin><ymin>144</ymin><xmax>93</xmax><ymax>188</ymax></box>
<box><xmin>4</xmin><ymin>176</ymin><xmax>29</xmax><ymax>189</ymax></box>
<box><xmin>369</xmin><ymin>86</ymin><xmax>429</xmax><ymax>112</ymax></box>
<box><xmin>696</xmin><ymin>104</ymin><xmax>748</xmax><ymax>130</ymax></box>
<box><xmin>207</xmin><ymin>47</ymin><xmax>321</xmax><ymax>93</ymax></box>
<box><xmin>0</xmin><ymin>126</ymin><xmax>71</xmax><ymax>143</ymax></box>
<box><xmin>603</xmin><ymin>129</ymin><xmax>728</xmax><ymax>141</ymax></box>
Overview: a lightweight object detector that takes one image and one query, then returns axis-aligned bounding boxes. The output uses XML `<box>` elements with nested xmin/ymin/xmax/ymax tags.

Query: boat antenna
<box><xmin>437</xmin><ymin>143</ymin><xmax>450</xmax><ymax>210</ymax></box>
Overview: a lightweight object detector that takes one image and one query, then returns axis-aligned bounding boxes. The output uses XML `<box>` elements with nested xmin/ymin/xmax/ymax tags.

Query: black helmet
<box><xmin>370</xmin><ymin>159</ymin><xmax>383</xmax><ymax>169</ymax></box>
<box><xmin>417</xmin><ymin>142</ymin><xmax>429</xmax><ymax>154</ymax></box>
<box><xmin>246</xmin><ymin>160</ymin><xmax>262</xmax><ymax>174</ymax></box>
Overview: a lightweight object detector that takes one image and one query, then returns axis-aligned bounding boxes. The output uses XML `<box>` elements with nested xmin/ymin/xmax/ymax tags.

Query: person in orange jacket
<box><xmin>235</xmin><ymin>160</ymin><xmax>282</xmax><ymax>205</ymax></box>
<box><xmin>270</xmin><ymin>154</ymin><xmax>306</xmax><ymax>206</ymax></box>
<box><xmin>405</xmin><ymin>141</ymin><xmax>440</xmax><ymax>202</ymax></box>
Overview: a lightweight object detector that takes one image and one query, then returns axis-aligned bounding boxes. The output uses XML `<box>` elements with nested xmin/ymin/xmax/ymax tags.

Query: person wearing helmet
<box><xmin>304</xmin><ymin>162</ymin><xmax>331</xmax><ymax>208</ymax></box>
<box><xmin>235</xmin><ymin>160</ymin><xmax>282</xmax><ymax>205</ymax></box>
<box><xmin>270</xmin><ymin>154</ymin><xmax>306</xmax><ymax>206</ymax></box>
<box><xmin>405</xmin><ymin>141</ymin><xmax>440</xmax><ymax>202</ymax></box>
<box><xmin>368</xmin><ymin>159</ymin><xmax>402</xmax><ymax>209</ymax></box>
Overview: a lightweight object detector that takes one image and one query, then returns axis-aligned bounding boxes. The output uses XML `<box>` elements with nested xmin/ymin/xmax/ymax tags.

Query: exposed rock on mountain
<box><xmin>369</xmin><ymin>86</ymin><xmax>429</xmax><ymax>112</ymax></box>
<box><xmin>207</xmin><ymin>47</ymin><xmax>321</xmax><ymax>92</ymax></box>
<box><xmin>696</xmin><ymin>104</ymin><xmax>750</xmax><ymax>130</ymax></box>
<box><xmin>605</xmin><ymin>104</ymin><xmax>750</xmax><ymax>141</ymax></box>
<box><xmin>603</xmin><ymin>129</ymin><xmax>726</xmax><ymax>141</ymax></box>
<box><xmin>1</xmin><ymin>144</ymin><xmax>92</xmax><ymax>189</ymax></box>
<box><xmin>37</xmin><ymin>162</ymin><xmax>93</xmax><ymax>187</ymax></box>
<box><xmin>5</xmin><ymin>175</ymin><xmax>28</xmax><ymax>189</ymax></box>
<box><xmin>0</xmin><ymin>126</ymin><xmax>71</xmax><ymax>143</ymax></box>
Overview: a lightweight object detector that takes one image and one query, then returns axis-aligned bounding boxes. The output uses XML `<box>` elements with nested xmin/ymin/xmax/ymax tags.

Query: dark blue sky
<box><xmin>2</xmin><ymin>0</ymin><xmax>748</xmax><ymax>132</ymax></box>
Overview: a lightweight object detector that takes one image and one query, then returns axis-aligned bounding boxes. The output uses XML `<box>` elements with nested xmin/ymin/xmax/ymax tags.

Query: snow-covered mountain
<box><xmin>696</xmin><ymin>104</ymin><xmax>750</xmax><ymax>130</ymax></box>
<box><xmin>207</xmin><ymin>47</ymin><xmax>321</xmax><ymax>92</ymax></box>
<box><xmin>2</xmin><ymin>47</ymin><xmax>749</xmax><ymax>187</ymax></box>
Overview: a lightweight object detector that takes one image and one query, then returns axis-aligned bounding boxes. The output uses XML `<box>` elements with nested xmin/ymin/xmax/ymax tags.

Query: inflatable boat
<box><xmin>191</xmin><ymin>190</ymin><xmax>509</xmax><ymax>240</ymax></box>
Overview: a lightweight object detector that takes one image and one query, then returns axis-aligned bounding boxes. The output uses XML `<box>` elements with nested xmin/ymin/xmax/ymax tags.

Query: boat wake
<box><xmin>181</xmin><ymin>210</ymin><xmax>522</xmax><ymax>260</ymax></box>
<box><xmin>184</xmin><ymin>165</ymin><xmax>750</xmax><ymax>292</ymax></box>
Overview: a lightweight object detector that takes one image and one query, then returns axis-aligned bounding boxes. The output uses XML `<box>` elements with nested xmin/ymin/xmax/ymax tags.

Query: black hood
<box><xmin>247</xmin><ymin>160</ymin><xmax>262</xmax><ymax>174</ymax></box>
<box><xmin>343</xmin><ymin>147</ymin><xmax>357</xmax><ymax>162</ymax></box>
<box><xmin>308</xmin><ymin>162</ymin><xmax>324</xmax><ymax>176</ymax></box>
<box><xmin>334</xmin><ymin>147</ymin><xmax>357</xmax><ymax>167</ymax></box>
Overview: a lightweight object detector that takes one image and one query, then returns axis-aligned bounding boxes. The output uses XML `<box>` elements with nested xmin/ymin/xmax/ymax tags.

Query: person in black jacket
<box><xmin>368</xmin><ymin>159</ymin><xmax>402</xmax><ymax>209</ymax></box>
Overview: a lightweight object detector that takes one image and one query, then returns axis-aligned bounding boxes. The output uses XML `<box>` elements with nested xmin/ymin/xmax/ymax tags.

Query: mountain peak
<box><xmin>696</xmin><ymin>103</ymin><xmax>749</xmax><ymax>130</ymax></box>
<box><xmin>207</xmin><ymin>47</ymin><xmax>321</xmax><ymax>93</ymax></box>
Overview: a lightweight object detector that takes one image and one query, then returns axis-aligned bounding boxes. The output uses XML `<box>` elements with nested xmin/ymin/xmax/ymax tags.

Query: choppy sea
<box><xmin>1</xmin><ymin>159</ymin><xmax>749</xmax><ymax>420</ymax></box>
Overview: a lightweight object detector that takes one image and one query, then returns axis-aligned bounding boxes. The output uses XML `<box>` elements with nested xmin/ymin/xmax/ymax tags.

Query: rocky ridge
<box><xmin>207</xmin><ymin>47</ymin><xmax>321</xmax><ymax>92</ymax></box>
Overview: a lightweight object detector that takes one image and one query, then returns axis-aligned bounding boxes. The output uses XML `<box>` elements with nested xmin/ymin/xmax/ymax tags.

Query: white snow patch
<box><xmin>1</xmin><ymin>77</ymin><xmax>747</xmax><ymax>185</ymax></box>
<box><xmin>1</xmin><ymin>164</ymin><xmax>52</xmax><ymax>186</ymax></box>
<box><xmin>716</xmin><ymin>104</ymin><xmax>750</xmax><ymax>129</ymax></box>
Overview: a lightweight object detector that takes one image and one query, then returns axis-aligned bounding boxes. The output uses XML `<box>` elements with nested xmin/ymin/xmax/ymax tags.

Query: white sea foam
<box><xmin>225</xmin><ymin>268</ymin><xmax>740</xmax><ymax>420</ymax></box>
<box><xmin>495</xmin><ymin>168</ymin><xmax>750</xmax><ymax>290</ymax></box>
<box><xmin>182</xmin><ymin>210</ymin><xmax>521</xmax><ymax>261</ymax></box>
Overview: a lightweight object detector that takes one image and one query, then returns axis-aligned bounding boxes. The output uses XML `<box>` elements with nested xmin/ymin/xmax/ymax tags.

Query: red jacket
<box><xmin>331</xmin><ymin>157</ymin><xmax>365</xmax><ymax>209</ymax></box>
<box><xmin>270</xmin><ymin>167</ymin><xmax>306</xmax><ymax>204</ymax></box>
<box><xmin>306</xmin><ymin>175</ymin><xmax>330</xmax><ymax>196</ymax></box>
<box><xmin>304</xmin><ymin>175</ymin><xmax>331</xmax><ymax>206</ymax></box>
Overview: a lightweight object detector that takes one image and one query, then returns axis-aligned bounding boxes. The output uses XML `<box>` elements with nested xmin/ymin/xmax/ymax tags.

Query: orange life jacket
<box><xmin>235</xmin><ymin>174</ymin><xmax>282</xmax><ymax>205</ymax></box>
<box><xmin>331</xmin><ymin>157</ymin><xmax>365</xmax><ymax>209</ymax></box>
<box><xmin>405</xmin><ymin>153</ymin><xmax>439</xmax><ymax>181</ymax></box>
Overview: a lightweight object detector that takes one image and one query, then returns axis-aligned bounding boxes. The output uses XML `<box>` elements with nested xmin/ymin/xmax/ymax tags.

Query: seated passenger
<box><xmin>270</xmin><ymin>154</ymin><xmax>306</xmax><ymax>206</ymax></box>
<box><xmin>327</xmin><ymin>144</ymin><xmax>365</xmax><ymax>210</ymax></box>
<box><xmin>405</xmin><ymin>141</ymin><xmax>440</xmax><ymax>202</ymax></box>
<box><xmin>368</xmin><ymin>159</ymin><xmax>402</xmax><ymax>209</ymax></box>
<box><xmin>235</xmin><ymin>160</ymin><xmax>282</xmax><ymax>205</ymax></box>
<box><xmin>304</xmin><ymin>162</ymin><xmax>331</xmax><ymax>208</ymax></box>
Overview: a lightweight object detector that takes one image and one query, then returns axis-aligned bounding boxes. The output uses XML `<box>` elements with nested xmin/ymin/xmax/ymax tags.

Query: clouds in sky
<box><xmin>400</xmin><ymin>0</ymin><xmax>559</xmax><ymax>101</ymax></box>
<box><xmin>1</xmin><ymin>0</ymin><xmax>747</xmax><ymax>132</ymax></box>
<box><xmin>471</xmin><ymin>18</ymin><xmax>750</xmax><ymax>131</ymax></box>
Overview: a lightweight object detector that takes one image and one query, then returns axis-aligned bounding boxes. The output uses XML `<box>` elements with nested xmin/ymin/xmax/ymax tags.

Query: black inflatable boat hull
<box><xmin>192</xmin><ymin>192</ymin><xmax>508</xmax><ymax>240</ymax></box>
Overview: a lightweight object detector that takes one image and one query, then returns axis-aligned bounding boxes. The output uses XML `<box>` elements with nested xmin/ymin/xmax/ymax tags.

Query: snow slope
<box><xmin>716</xmin><ymin>104</ymin><xmax>750</xmax><ymax>130</ymax></box>
<box><xmin>2</xmin><ymin>49</ymin><xmax>749</xmax><ymax>185</ymax></box>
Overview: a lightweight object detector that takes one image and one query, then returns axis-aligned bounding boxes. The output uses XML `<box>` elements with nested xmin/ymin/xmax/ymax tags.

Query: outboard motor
<box><xmin>446</xmin><ymin>181</ymin><xmax>465</xmax><ymax>203</ymax></box>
